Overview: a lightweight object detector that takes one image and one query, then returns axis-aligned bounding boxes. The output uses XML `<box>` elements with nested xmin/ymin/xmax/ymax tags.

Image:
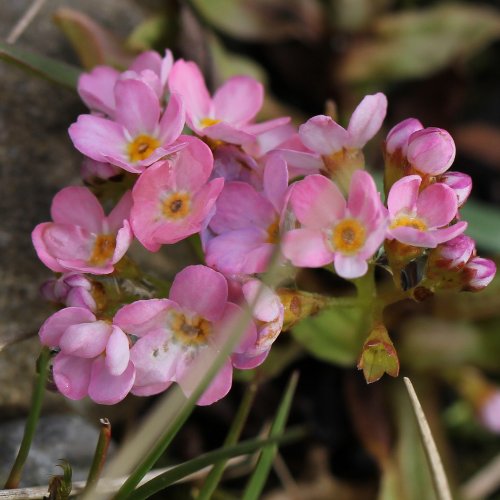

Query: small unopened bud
<box><xmin>385</xmin><ymin>118</ymin><xmax>423</xmax><ymax>156</ymax></box>
<box><xmin>81</xmin><ymin>158</ymin><xmax>121</xmax><ymax>183</ymax></box>
<box><xmin>462</xmin><ymin>257</ymin><xmax>496</xmax><ymax>291</ymax></box>
<box><xmin>407</xmin><ymin>127</ymin><xmax>456</xmax><ymax>175</ymax></box>
<box><xmin>277</xmin><ymin>289</ymin><xmax>328</xmax><ymax>330</ymax></box>
<box><xmin>428</xmin><ymin>235</ymin><xmax>476</xmax><ymax>272</ymax></box>
<box><xmin>440</xmin><ymin>171</ymin><xmax>472</xmax><ymax>208</ymax></box>
<box><xmin>480</xmin><ymin>391</ymin><xmax>500</xmax><ymax>433</ymax></box>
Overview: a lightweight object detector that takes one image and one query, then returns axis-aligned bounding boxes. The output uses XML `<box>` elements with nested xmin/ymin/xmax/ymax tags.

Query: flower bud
<box><xmin>385</xmin><ymin>118</ymin><xmax>423</xmax><ymax>156</ymax></box>
<box><xmin>407</xmin><ymin>127</ymin><xmax>456</xmax><ymax>175</ymax></box>
<box><xmin>439</xmin><ymin>171</ymin><xmax>472</xmax><ymax>208</ymax></box>
<box><xmin>480</xmin><ymin>391</ymin><xmax>500</xmax><ymax>433</ymax></box>
<box><xmin>462</xmin><ymin>257</ymin><xmax>496</xmax><ymax>291</ymax></box>
<box><xmin>81</xmin><ymin>158</ymin><xmax>121</xmax><ymax>183</ymax></box>
<box><xmin>428</xmin><ymin>235</ymin><xmax>476</xmax><ymax>272</ymax></box>
<box><xmin>41</xmin><ymin>273</ymin><xmax>96</xmax><ymax>311</ymax></box>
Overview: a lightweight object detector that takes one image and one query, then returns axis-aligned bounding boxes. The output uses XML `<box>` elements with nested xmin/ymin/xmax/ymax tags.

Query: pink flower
<box><xmin>39</xmin><ymin>307</ymin><xmax>135</xmax><ymax>404</ymax></box>
<box><xmin>69</xmin><ymin>78</ymin><xmax>185</xmax><ymax>174</ymax></box>
<box><xmin>480</xmin><ymin>391</ymin><xmax>500</xmax><ymax>433</ymax></box>
<box><xmin>205</xmin><ymin>154</ymin><xmax>289</xmax><ymax>275</ymax></box>
<box><xmin>32</xmin><ymin>187</ymin><xmax>133</xmax><ymax>275</ymax></box>
<box><xmin>130</xmin><ymin>136</ymin><xmax>224</xmax><ymax>251</ymax></box>
<box><xmin>439</xmin><ymin>171</ymin><xmax>472</xmax><ymax>208</ymax></box>
<box><xmin>41</xmin><ymin>273</ymin><xmax>96</xmax><ymax>312</ymax></box>
<box><xmin>168</xmin><ymin>59</ymin><xmax>289</xmax><ymax>145</ymax></box>
<box><xmin>81</xmin><ymin>158</ymin><xmax>121</xmax><ymax>184</ymax></box>
<box><xmin>462</xmin><ymin>257</ymin><xmax>496</xmax><ymax>291</ymax></box>
<box><xmin>299</xmin><ymin>93</ymin><xmax>387</xmax><ymax>157</ymax></box>
<box><xmin>385</xmin><ymin>118</ymin><xmax>423</xmax><ymax>157</ymax></box>
<box><xmin>282</xmin><ymin>170</ymin><xmax>388</xmax><ymax>279</ymax></box>
<box><xmin>114</xmin><ymin>265</ymin><xmax>257</xmax><ymax>405</ymax></box>
<box><xmin>77</xmin><ymin>50</ymin><xmax>173</xmax><ymax>116</ymax></box>
<box><xmin>428</xmin><ymin>235</ymin><xmax>476</xmax><ymax>271</ymax></box>
<box><xmin>386</xmin><ymin>175</ymin><xmax>467</xmax><ymax>248</ymax></box>
<box><xmin>230</xmin><ymin>279</ymin><xmax>284</xmax><ymax>369</ymax></box>
<box><xmin>406</xmin><ymin>128</ymin><xmax>456</xmax><ymax>175</ymax></box>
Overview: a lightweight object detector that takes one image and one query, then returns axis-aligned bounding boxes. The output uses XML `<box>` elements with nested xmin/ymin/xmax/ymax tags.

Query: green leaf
<box><xmin>53</xmin><ymin>7</ymin><xmax>134</xmax><ymax>70</ymax></box>
<box><xmin>127</xmin><ymin>15</ymin><xmax>177</xmax><ymax>52</ymax></box>
<box><xmin>340</xmin><ymin>3</ymin><xmax>500</xmax><ymax>85</ymax></box>
<box><xmin>0</xmin><ymin>41</ymin><xmax>81</xmax><ymax>90</ymax></box>
<box><xmin>460</xmin><ymin>199</ymin><xmax>500</xmax><ymax>253</ymax></box>
<box><xmin>126</xmin><ymin>428</ymin><xmax>306</xmax><ymax>500</ymax></box>
<box><xmin>241</xmin><ymin>372</ymin><xmax>299</xmax><ymax>500</ymax></box>
<box><xmin>291</xmin><ymin>306</ymin><xmax>365</xmax><ymax>366</ymax></box>
<box><xmin>188</xmin><ymin>0</ymin><xmax>323</xmax><ymax>42</ymax></box>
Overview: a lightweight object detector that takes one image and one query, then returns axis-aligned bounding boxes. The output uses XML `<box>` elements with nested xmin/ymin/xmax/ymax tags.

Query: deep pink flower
<box><xmin>462</xmin><ymin>257</ymin><xmax>496</xmax><ymax>291</ymax></box>
<box><xmin>69</xmin><ymin>79</ymin><xmax>185</xmax><ymax>174</ymax></box>
<box><xmin>282</xmin><ymin>170</ymin><xmax>388</xmax><ymax>279</ymax></box>
<box><xmin>168</xmin><ymin>59</ymin><xmax>289</xmax><ymax>145</ymax></box>
<box><xmin>406</xmin><ymin>127</ymin><xmax>456</xmax><ymax>175</ymax></box>
<box><xmin>205</xmin><ymin>155</ymin><xmax>289</xmax><ymax>275</ymax></box>
<box><xmin>114</xmin><ymin>265</ymin><xmax>257</xmax><ymax>405</ymax></box>
<box><xmin>428</xmin><ymin>235</ymin><xmax>476</xmax><ymax>271</ymax></box>
<box><xmin>39</xmin><ymin>307</ymin><xmax>135</xmax><ymax>404</ymax></box>
<box><xmin>439</xmin><ymin>171</ymin><xmax>472</xmax><ymax>208</ymax></box>
<box><xmin>32</xmin><ymin>187</ymin><xmax>133</xmax><ymax>275</ymax></box>
<box><xmin>130</xmin><ymin>136</ymin><xmax>224</xmax><ymax>251</ymax></box>
<box><xmin>386</xmin><ymin>175</ymin><xmax>467</xmax><ymax>248</ymax></box>
<box><xmin>77</xmin><ymin>50</ymin><xmax>173</xmax><ymax>116</ymax></box>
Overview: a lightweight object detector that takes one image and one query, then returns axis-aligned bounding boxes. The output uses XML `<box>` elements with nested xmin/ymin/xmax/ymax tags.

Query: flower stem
<box><xmin>4</xmin><ymin>346</ymin><xmax>51</xmax><ymax>489</ymax></box>
<box><xmin>83</xmin><ymin>418</ymin><xmax>112</xmax><ymax>494</ymax></box>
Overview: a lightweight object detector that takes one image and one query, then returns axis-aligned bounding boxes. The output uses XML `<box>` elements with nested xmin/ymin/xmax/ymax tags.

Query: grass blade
<box><xmin>241</xmin><ymin>372</ymin><xmax>299</xmax><ymax>500</ymax></box>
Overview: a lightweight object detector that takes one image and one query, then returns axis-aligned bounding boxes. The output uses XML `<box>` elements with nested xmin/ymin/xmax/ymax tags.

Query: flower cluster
<box><xmin>33</xmin><ymin>49</ymin><xmax>496</xmax><ymax>405</ymax></box>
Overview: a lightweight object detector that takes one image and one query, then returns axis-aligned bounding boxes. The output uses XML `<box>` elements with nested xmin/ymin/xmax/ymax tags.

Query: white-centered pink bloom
<box><xmin>205</xmin><ymin>155</ymin><xmax>289</xmax><ymax>275</ymax></box>
<box><xmin>32</xmin><ymin>187</ymin><xmax>133</xmax><ymax>275</ymax></box>
<box><xmin>39</xmin><ymin>307</ymin><xmax>135</xmax><ymax>404</ymax></box>
<box><xmin>130</xmin><ymin>136</ymin><xmax>224</xmax><ymax>251</ymax></box>
<box><xmin>69</xmin><ymin>78</ymin><xmax>185</xmax><ymax>174</ymax></box>
<box><xmin>386</xmin><ymin>175</ymin><xmax>467</xmax><ymax>248</ymax></box>
<box><xmin>114</xmin><ymin>265</ymin><xmax>257</xmax><ymax>405</ymax></box>
<box><xmin>168</xmin><ymin>59</ymin><xmax>289</xmax><ymax>145</ymax></box>
<box><xmin>78</xmin><ymin>49</ymin><xmax>173</xmax><ymax>116</ymax></box>
<box><xmin>282</xmin><ymin>170</ymin><xmax>388</xmax><ymax>279</ymax></box>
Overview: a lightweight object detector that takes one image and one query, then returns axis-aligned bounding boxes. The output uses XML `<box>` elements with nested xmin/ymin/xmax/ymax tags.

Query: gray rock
<box><xmin>0</xmin><ymin>414</ymin><xmax>110</xmax><ymax>487</ymax></box>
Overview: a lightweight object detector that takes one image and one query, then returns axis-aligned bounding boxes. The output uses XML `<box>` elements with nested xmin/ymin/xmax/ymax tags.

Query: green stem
<box><xmin>197</xmin><ymin>381</ymin><xmax>259</xmax><ymax>499</ymax></box>
<box><xmin>83</xmin><ymin>418</ymin><xmax>112</xmax><ymax>494</ymax></box>
<box><xmin>4</xmin><ymin>346</ymin><xmax>51</xmax><ymax>489</ymax></box>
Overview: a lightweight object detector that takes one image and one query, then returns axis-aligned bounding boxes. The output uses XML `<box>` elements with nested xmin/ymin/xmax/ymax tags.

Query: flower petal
<box><xmin>59</xmin><ymin>320</ymin><xmax>111</xmax><ymax>358</ymax></box>
<box><xmin>299</xmin><ymin>115</ymin><xmax>348</xmax><ymax>155</ymax></box>
<box><xmin>77</xmin><ymin>66</ymin><xmax>119</xmax><ymax>116</ymax></box>
<box><xmin>416</xmin><ymin>183</ymin><xmax>457</xmax><ymax>228</ymax></box>
<box><xmin>88</xmin><ymin>357</ymin><xmax>135</xmax><ymax>405</ymax></box>
<box><xmin>334</xmin><ymin>254</ymin><xmax>368</xmax><ymax>279</ymax></box>
<box><xmin>387</xmin><ymin>175</ymin><xmax>421</xmax><ymax>217</ymax></box>
<box><xmin>158</xmin><ymin>92</ymin><xmax>185</xmax><ymax>145</ymax></box>
<box><xmin>114</xmin><ymin>299</ymin><xmax>174</xmax><ymax>337</ymax></box>
<box><xmin>263</xmin><ymin>154</ymin><xmax>289</xmax><ymax>213</ymax></box>
<box><xmin>53</xmin><ymin>353</ymin><xmax>92</xmax><ymax>400</ymax></box>
<box><xmin>39</xmin><ymin>307</ymin><xmax>96</xmax><ymax>347</ymax></box>
<box><xmin>282</xmin><ymin>228</ymin><xmax>333</xmax><ymax>267</ymax></box>
<box><xmin>347</xmin><ymin>93</ymin><xmax>387</xmax><ymax>148</ymax></box>
<box><xmin>105</xmin><ymin>326</ymin><xmax>130</xmax><ymax>376</ymax></box>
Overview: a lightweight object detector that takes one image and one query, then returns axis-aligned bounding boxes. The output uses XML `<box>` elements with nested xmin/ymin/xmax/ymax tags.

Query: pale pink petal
<box><xmin>347</xmin><ymin>93</ymin><xmax>387</xmax><ymax>148</ymax></box>
<box><xmin>59</xmin><ymin>320</ymin><xmax>111</xmax><ymax>358</ymax></box>
<box><xmin>158</xmin><ymin>93</ymin><xmax>185</xmax><ymax>145</ymax></box>
<box><xmin>131</xmin><ymin>381</ymin><xmax>172</xmax><ymax>397</ymax></box>
<box><xmin>51</xmin><ymin>186</ymin><xmax>105</xmax><ymax>233</ymax></box>
<box><xmin>263</xmin><ymin>154</ymin><xmax>289</xmax><ymax>213</ymax></box>
<box><xmin>242</xmin><ymin>117</ymin><xmax>291</xmax><ymax>136</ymax></box>
<box><xmin>416</xmin><ymin>183</ymin><xmax>458</xmax><ymax>228</ymax></box>
<box><xmin>334</xmin><ymin>254</ymin><xmax>369</xmax><ymax>279</ymax></box>
<box><xmin>430</xmin><ymin>221</ymin><xmax>468</xmax><ymax>245</ymax></box>
<box><xmin>388</xmin><ymin>226</ymin><xmax>438</xmax><ymax>247</ymax></box>
<box><xmin>214</xmin><ymin>302</ymin><xmax>257</xmax><ymax>354</ymax></box>
<box><xmin>168</xmin><ymin>60</ymin><xmax>211</xmax><ymax>126</ymax></box>
<box><xmin>42</xmin><ymin>224</ymin><xmax>93</xmax><ymax>262</ymax></box>
<box><xmin>289</xmin><ymin>175</ymin><xmax>345</xmax><ymax>229</ymax></box>
<box><xmin>210</xmin><ymin>182</ymin><xmax>275</xmax><ymax>233</ymax></box>
<box><xmin>112</xmin><ymin>220</ymin><xmax>133</xmax><ymax>264</ymax></box>
<box><xmin>32</xmin><ymin>223</ymin><xmax>66</xmax><ymax>273</ymax></box>
<box><xmin>39</xmin><ymin>307</ymin><xmax>96</xmax><ymax>347</ymax></box>
<box><xmin>347</xmin><ymin>170</ymin><xmax>381</xmax><ymax>223</ymax></box>
<box><xmin>282</xmin><ymin>228</ymin><xmax>333</xmax><ymax>267</ymax></box>
<box><xmin>114</xmin><ymin>79</ymin><xmax>160</xmax><ymax>136</ymax></box>
<box><xmin>105</xmin><ymin>326</ymin><xmax>130</xmax><ymax>376</ymax></box>
<box><xmin>276</xmin><ymin>149</ymin><xmax>323</xmax><ymax>176</ymax></box>
<box><xmin>88</xmin><ymin>357</ymin><xmax>135</xmax><ymax>405</ymax></box>
<box><xmin>114</xmin><ymin>299</ymin><xmax>174</xmax><ymax>337</ymax></box>
<box><xmin>77</xmin><ymin>66</ymin><xmax>119</xmax><ymax>116</ymax></box>
<box><xmin>242</xmin><ymin>280</ymin><xmax>281</xmax><ymax>323</ymax></box>
<box><xmin>205</xmin><ymin>228</ymin><xmax>274</xmax><ymax>275</ymax></box>
<box><xmin>243</xmin><ymin>122</ymin><xmax>294</xmax><ymax>157</ymax></box>
<box><xmin>107</xmin><ymin>191</ymin><xmax>133</xmax><ymax>233</ymax></box>
<box><xmin>170</xmin><ymin>265</ymin><xmax>228</xmax><ymax>321</ymax></box>
<box><xmin>130</xmin><ymin>329</ymin><xmax>178</xmax><ymax>386</ymax></box>
<box><xmin>299</xmin><ymin>115</ymin><xmax>348</xmax><ymax>155</ymax></box>
<box><xmin>385</xmin><ymin>118</ymin><xmax>423</xmax><ymax>155</ymax></box>
<box><xmin>68</xmin><ymin>114</ymin><xmax>126</xmax><ymax>164</ymax></box>
<box><xmin>387</xmin><ymin>175</ymin><xmax>421</xmax><ymax>216</ymax></box>
<box><xmin>53</xmin><ymin>353</ymin><xmax>92</xmax><ymax>400</ymax></box>
<box><xmin>129</xmin><ymin>50</ymin><xmax>162</xmax><ymax>74</ymax></box>
<box><xmin>232</xmin><ymin>350</ymin><xmax>269</xmax><ymax>370</ymax></box>
<box><xmin>213</xmin><ymin>76</ymin><xmax>263</xmax><ymax>125</ymax></box>
<box><xmin>203</xmin><ymin>121</ymin><xmax>255</xmax><ymax>145</ymax></box>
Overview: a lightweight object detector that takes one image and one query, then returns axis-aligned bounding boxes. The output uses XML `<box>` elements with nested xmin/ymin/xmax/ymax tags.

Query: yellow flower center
<box><xmin>89</xmin><ymin>234</ymin><xmax>116</xmax><ymax>266</ymax></box>
<box><xmin>127</xmin><ymin>134</ymin><xmax>160</xmax><ymax>162</ymax></box>
<box><xmin>266</xmin><ymin>219</ymin><xmax>280</xmax><ymax>244</ymax></box>
<box><xmin>390</xmin><ymin>215</ymin><xmax>427</xmax><ymax>231</ymax></box>
<box><xmin>200</xmin><ymin>117</ymin><xmax>222</xmax><ymax>128</ymax></box>
<box><xmin>169</xmin><ymin>310</ymin><xmax>212</xmax><ymax>347</ymax></box>
<box><xmin>331</xmin><ymin>218</ymin><xmax>366</xmax><ymax>254</ymax></box>
<box><xmin>161</xmin><ymin>192</ymin><xmax>191</xmax><ymax>220</ymax></box>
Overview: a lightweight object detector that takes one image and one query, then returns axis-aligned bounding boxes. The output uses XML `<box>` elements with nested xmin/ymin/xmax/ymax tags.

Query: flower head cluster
<box><xmin>33</xmin><ymin>49</ymin><xmax>495</xmax><ymax>405</ymax></box>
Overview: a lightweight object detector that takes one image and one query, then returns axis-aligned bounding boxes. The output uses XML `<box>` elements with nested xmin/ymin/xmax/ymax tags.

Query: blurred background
<box><xmin>2</xmin><ymin>0</ymin><xmax>500</xmax><ymax>498</ymax></box>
